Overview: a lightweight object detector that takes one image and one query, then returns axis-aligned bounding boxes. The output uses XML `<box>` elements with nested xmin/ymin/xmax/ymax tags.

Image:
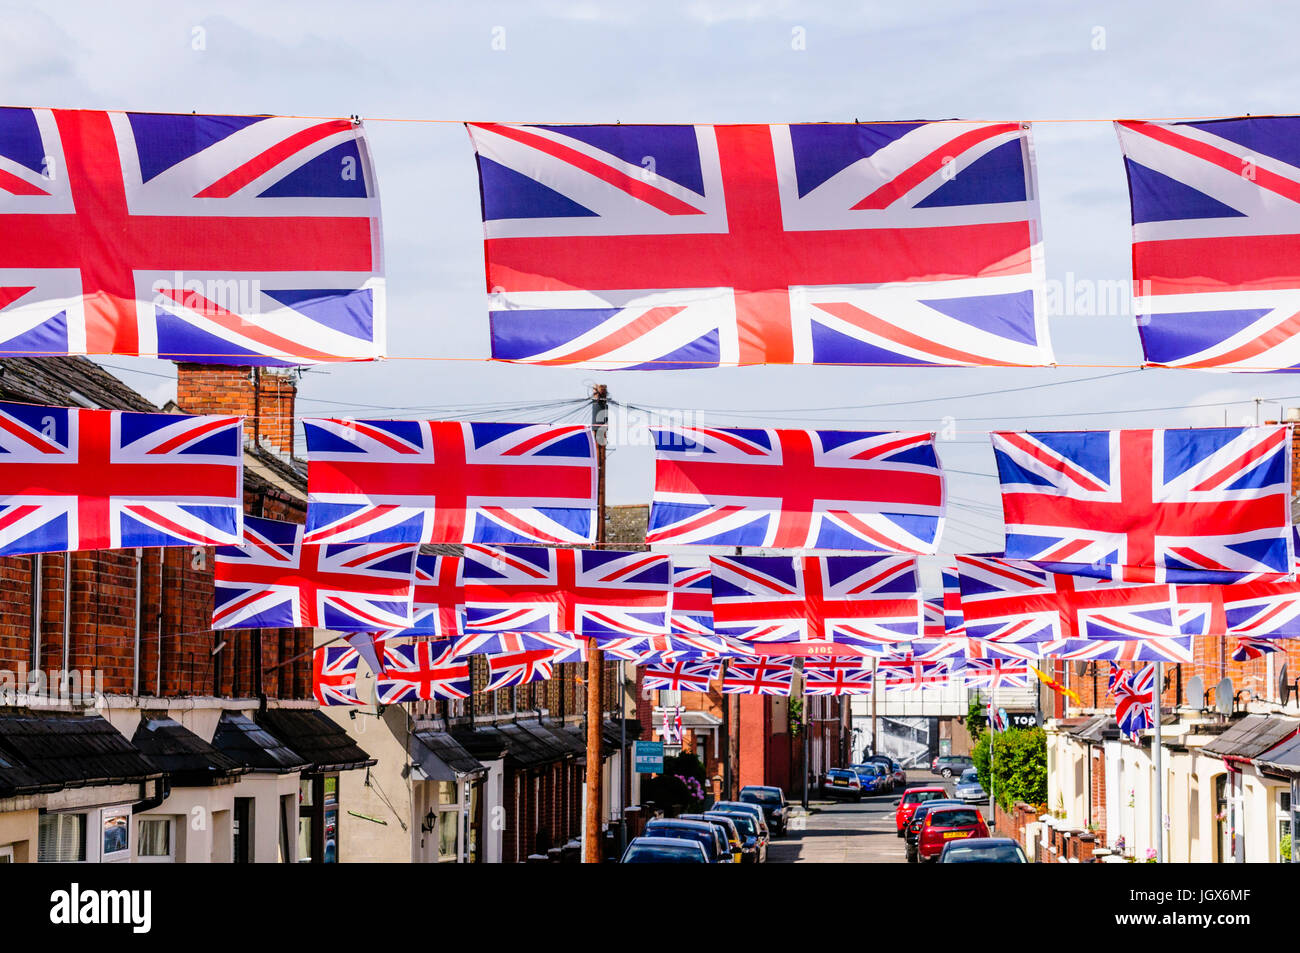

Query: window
<box><xmin>38</xmin><ymin>813</ymin><xmax>86</xmax><ymax>863</ymax></box>
<box><xmin>1280</xmin><ymin>791</ymin><xmax>1292</xmax><ymax>864</ymax></box>
<box><xmin>137</xmin><ymin>818</ymin><xmax>173</xmax><ymax>860</ymax></box>
<box><xmin>0</xmin><ymin>845</ymin><xmax>13</xmax><ymax>863</ymax></box>
<box><xmin>659</xmin><ymin>690</ymin><xmax>681</xmax><ymax>708</ymax></box>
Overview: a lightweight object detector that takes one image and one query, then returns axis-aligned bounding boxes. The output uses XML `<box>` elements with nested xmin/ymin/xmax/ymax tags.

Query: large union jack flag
<box><xmin>642</xmin><ymin>659</ymin><xmax>721</xmax><ymax>692</ymax></box>
<box><xmin>213</xmin><ymin>515</ymin><xmax>417</xmax><ymax>631</ymax></box>
<box><xmin>484</xmin><ymin>647</ymin><xmax>557</xmax><ymax>691</ymax></box>
<box><xmin>993</xmin><ymin>426</ymin><xmax>1294</xmax><ymax>581</ymax></box>
<box><xmin>303</xmin><ymin>420</ymin><xmax>596</xmax><ymax>545</ymax></box>
<box><xmin>961</xmin><ymin>657</ymin><xmax>1031</xmax><ymax>688</ymax></box>
<box><xmin>720</xmin><ymin>657</ymin><xmax>796</xmax><ymax>695</ymax></box>
<box><xmin>710</xmin><ymin>554</ymin><xmax>921</xmax><ymax>650</ymax></box>
<box><xmin>593</xmin><ymin>632</ymin><xmax>727</xmax><ymax>660</ymax></box>
<box><xmin>957</xmin><ymin>556</ymin><xmax>1187</xmax><ymax>644</ymax></box>
<box><xmin>463</xmin><ymin>544</ymin><xmax>670</xmax><ymax>636</ymax></box>
<box><xmin>1115</xmin><ymin>663</ymin><xmax>1156</xmax><ymax>740</ymax></box>
<box><xmin>0</xmin><ymin>402</ymin><xmax>243</xmax><ymax>556</ymax></box>
<box><xmin>375</xmin><ymin>641</ymin><xmax>472</xmax><ymax>703</ymax></box>
<box><xmin>438</xmin><ymin>631</ymin><xmax>585</xmax><ymax>659</ymax></box>
<box><xmin>1046</xmin><ymin>636</ymin><xmax>1194</xmax><ymax>664</ymax></box>
<box><xmin>1115</xmin><ymin>116</ymin><xmax>1300</xmax><ymax>372</ymax></box>
<box><xmin>312</xmin><ymin>644</ymin><xmax>365</xmax><ymax>706</ymax></box>
<box><xmin>467</xmin><ymin>121</ymin><xmax>1048</xmax><ymax>369</ymax></box>
<box><xmin>0</xmin><ymin>108</ymin><xmax>383</xmax><ymax>363</ymax></box>
<box><xmin>649</xmin><ymin>427</ymin><xmax>945</xmax><ymax>551</ymax></box>
<box><xmin>1177</xmin><ymin>570</ymin><xmax>1300</xmax><ymax>640</ymax></box>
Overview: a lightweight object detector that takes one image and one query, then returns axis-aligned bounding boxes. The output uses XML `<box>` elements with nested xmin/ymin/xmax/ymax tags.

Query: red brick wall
<box><xmin>175</xmin><ymin>363</ymin><xmax>298</xmax><ymax>457</ymax></box>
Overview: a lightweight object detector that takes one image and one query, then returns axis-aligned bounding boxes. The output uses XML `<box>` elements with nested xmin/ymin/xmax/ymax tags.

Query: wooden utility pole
<box><xmin>583</xmin><ymin>384</ymin><xmax>608</xmax><ymax>863</ymax></box>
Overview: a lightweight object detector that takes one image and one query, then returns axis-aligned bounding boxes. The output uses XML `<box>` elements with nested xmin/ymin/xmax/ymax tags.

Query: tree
<box><xmin>971</xmin><ymin>726</ymin><xmax>1047</xmax><ymax>812</ymax></box>
<box><xmin>967</xmin><ymin>691</ymin><xmax>988</xmax><ymax>742</ymax></box>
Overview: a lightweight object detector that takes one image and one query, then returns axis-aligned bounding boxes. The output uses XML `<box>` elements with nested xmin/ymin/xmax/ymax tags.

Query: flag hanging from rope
<box><xmin>0</xmin><ymin>108</ymin><xmax>384</xmax><ymax>363</ymax></box>
<box><xmin>720</xmin><ymin>657</ymin><xmax>796</xmax><ymax>694</ymax></box>
<box><xmin>484</xmin><ymin>647</ymin><xmax>556</xmax><ymax>690</ymax></box>
<box><xmin>642</xmin><ymin>659</ymin><xmax>721</xmax><ymax>692</ymax></box>
<box><xmin>375</xmin><ymin>641</ymin><xmax>473</xmax><ymax>702</ymax></box>
<box><xmin>0</xmin><ymin>402</ymin><xmax>245</xmax><ymax>556</ymax></box>
<box><xmin>1231</xmin><ymin>635</ymin><xmax>1284</xmax><ymax>662</ymax></box>
<box><xmin>1115</xmin><ymin>663</ymin><xmax>1156</xmax><ymax>740</ymax></box>
<box><xmin>670</xmin><ymin>563</ymin><xmax>714</xmax><ymax>636</ymax></box>
<box><xmin>303</xmin><ymin>420</ymin><xmax>596</xmax><ymax>545</ymax></box>
<box><xmin>648</xmin><ymin>426</ymin><xmax>945</xmax><ymax>551</ymax></box>
<box><xmin>992</xmin><ymin>426</ymin><xmax>1294</xmax><ymax>581</ymax></box>
<box><xmin>1116</xmin><ymin>116</ymin><xmax>1300</xmax><ymax>372</ymax></box>
<box><xmin>312</xmin><ymin>645</ymin><xmax>365</xmax><ymax>706</ymax></box>
<box><xmin>213</xmin><ymin>515</ymin><xmax>417</xmax><ymax>630</ymax></box>
<box><xmin>466</xmin><ymin>120</ymin><xmax>1049</xmax><ymax>369</ymax></box>
<box><xmin>803</xmin><ymin>657</ymin><xmax>875</xmax><ymax>695</ymax></box>
<box><xmin>962</xmin><ymin>657</ymin><xmax>1032</xmax><ymax>688</ymax></box>
<box><xmin>709</xmin><ymin>553</ymin><xmax>921</xmax><ymax>649</ymax></box>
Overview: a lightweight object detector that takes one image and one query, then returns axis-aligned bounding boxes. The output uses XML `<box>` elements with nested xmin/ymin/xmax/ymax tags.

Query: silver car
<box><xmin>953</xmin><ymin>767</ymin><xmax>987</xmax><ymax>803</ymax></box>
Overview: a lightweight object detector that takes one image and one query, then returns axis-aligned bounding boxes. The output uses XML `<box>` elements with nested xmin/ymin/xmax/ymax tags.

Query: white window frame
<box><xmin>0</xmin><ymin>844</ymin><xmax>13</xmax><ymax>863</ymax></box>
<box><xmin>136</xmin><ymin>816</ymin><xmax>175</xmax><ymax>863</ymax></box>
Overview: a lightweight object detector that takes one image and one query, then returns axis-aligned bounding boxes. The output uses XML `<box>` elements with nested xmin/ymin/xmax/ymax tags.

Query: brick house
<box><xmin>0</xmin><ymin>359</ymin><xmax>373</xmax><ymax>864</ymax></box>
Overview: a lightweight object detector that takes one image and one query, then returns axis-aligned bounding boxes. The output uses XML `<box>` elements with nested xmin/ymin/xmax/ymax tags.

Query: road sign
<box><xmin>634</xmin><ymin>740</ymin><xmax>664</xmax><ymax>774</ymax></box>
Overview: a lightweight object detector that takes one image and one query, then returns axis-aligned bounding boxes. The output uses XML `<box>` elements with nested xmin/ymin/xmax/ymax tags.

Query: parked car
<box><xmin>739</xmin><ymin>785</ymin><xmax>790</xmax><ymax>835</ymax></box>
<box><xmin>823</xmin><ymin>767</ymin><xmax>862</xmax><ymax>801</ymax></box>
<box><xmin>703</xmin><ymin>810</ymin><xmax>766</xmax><ymax>863</ymax></box>
<box><xmin>894</xmin><ymin>785</ymin><xmax>949</xmax><ymax>835</ymax></box>
<box><xmin>620</xmin><ymin>836</ymin><xmax>710</xmax><ymax>863</ymax></box>
<box><xmin>903</xmin><ymin>798</ymin><xmax>965</xmax><ymax>861</ymax></box>
<box><xmin>710</xmin><ymin>801</ymin><xmax>771</xmax><ymax>849</ymax></box>
<box><xmin>860</xmin><ymin>755</ymin><xmax>897</xmax><ymax>792</ymax></box>
<box><xmin>938</xmin><ymin>837</ymin><xmax>1028</xmax><ymax>863</ymax></box>
<box><xmin>643</xmin><ymin>818</ymin><xmax>728</xmax><ymax>863</ymax></box>
<box><xmin>850</xmin><ymin>763</ymin><xmax>882</xmax><ymax>794</ymax></box>
<box><xmin>681</xmin><ymin>813</ymin><xmax>743</xmax><ymax>863</ymax></box>
<box><xmin>916</xmin><ymin>806</ymin><xmax>991</xmax><ymax>863</ymax></box>
<box><xmin>931</xmin><ymin>755</ymin><xmax>975</xmax><ymax>779</ymax></box>
<box><xmin>954</xmin><ymin>767</ymin><xmax>988</xmax><ymax>803</ymax></box>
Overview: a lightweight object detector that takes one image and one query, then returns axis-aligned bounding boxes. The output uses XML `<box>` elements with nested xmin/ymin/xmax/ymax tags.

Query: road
<box><xmin>768</xmin><ymin>774</ymin><xmax>992</xmax><ymax>863</ymax></box>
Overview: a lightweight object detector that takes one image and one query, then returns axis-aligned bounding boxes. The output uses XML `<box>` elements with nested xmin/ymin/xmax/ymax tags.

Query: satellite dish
<box><xmin>1215</xmin><ymin>677</ymin><xmax>1234</xmax><ymax>716</ymax></box>
<box><xmin>1073</xmin><ymin>661</ymin><xmax>1089</xmax><ymax>678</ymax></box>
<box><xmin>1280</xmin><ymin>663</ymin><xmax>1291</xmax><ymax>706</ymax></box>
<box><xmin>1186</xmin><ymin>675</ymin><xmax>1205</xmax><ymax>710</ymax></box>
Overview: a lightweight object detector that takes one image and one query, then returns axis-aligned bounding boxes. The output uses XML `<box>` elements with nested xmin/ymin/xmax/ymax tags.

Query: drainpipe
<box><xmin>30</xmin><ymin>553</ymin><xmax>41</xmax><ymax>671</ymax></box>
<box><xmin>61</xmin><ymin>553</ymin><xmax>70</xmax><ymax>696</ymax></box>
<box><xmin>156</xmin><ymin>548</ymin><xmax>165</xmax><ymax>696</ymax></box>
<box><xmin>133</xmin><ymin>549</ymin><xmax>143</xmax><ymax>696</ymax></box>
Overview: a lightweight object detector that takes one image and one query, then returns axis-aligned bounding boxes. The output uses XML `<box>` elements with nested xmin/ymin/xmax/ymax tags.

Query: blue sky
<box><xmin>5</xmin><ymin>0</ymin><xmax>1300</xmax><ymax>566</ymax></box>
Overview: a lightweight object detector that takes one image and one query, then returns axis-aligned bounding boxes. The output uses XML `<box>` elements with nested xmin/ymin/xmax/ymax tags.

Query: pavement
<box><xmin>767</xmin><ymin>773</ymin><xmax>993</xmax><ymax>864</ymax></box>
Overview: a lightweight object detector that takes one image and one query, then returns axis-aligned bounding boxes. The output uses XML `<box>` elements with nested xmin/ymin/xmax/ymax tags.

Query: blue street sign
<box><xmin>634</xmin><ymin>740</ymin><xmax>664</xmax><ymax>774</ymax></box>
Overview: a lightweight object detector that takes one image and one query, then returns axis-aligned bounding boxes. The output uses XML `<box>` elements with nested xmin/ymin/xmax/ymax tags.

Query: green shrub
<box><xmin>971</xmin><ymin>726</ymin><xmax>1047</xmax><ymax>812</ymax></box>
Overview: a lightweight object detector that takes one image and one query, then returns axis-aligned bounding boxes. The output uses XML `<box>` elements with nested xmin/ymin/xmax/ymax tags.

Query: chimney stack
<box><xmin>174</xmin><ymin>364</ymin><xmax>298</xmax><ymax>458</ymax></box>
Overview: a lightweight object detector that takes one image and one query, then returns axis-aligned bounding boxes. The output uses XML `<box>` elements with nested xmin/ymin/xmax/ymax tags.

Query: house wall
<box><xmin>0</xmin><ymin>809</ymin><xmax>37</xmax><ymax>863</ymax></box>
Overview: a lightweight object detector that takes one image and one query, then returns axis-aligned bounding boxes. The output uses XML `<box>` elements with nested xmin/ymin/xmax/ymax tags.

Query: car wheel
<box><xmin>941</xmin><ymin>768</ymin><xmax>953</xmax><ymax>778</ymax></box>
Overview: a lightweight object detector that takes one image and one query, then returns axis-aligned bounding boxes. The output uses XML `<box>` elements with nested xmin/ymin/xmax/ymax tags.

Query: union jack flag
<box><xmin>720</xmin><ymin>657</ymin><xmax>796</xmax><ymax>695</ymax></box>
<box><xmin>0</xmin><ymin>108</ymin><xmax>383</xmax><ymax>363</ymax></box>
<box><xmin>1116</xmin><ymin>116</ymin><xmax>1300</xmax><ymax>372</ymax></box>
<box><xmin>1046</xmin><ymin>637</ymin><xmax>1194</xmax><ymax>664</ymax></box>
<box><xmin>649</xmin><ymin>427</ymin><xmax>945</xmax><ymax>551</ymax></box>
<box><xmin>392</xmin><ymin>553</ymin><xmax>463</xmax><ymax>638</ymax></box>
<box><xmin>436</xmin><ymin>632</ymin><xmax>584</xmax><ymax>659</ymax></box>
<box><xmin>942</xmin><ymin>566</ymin><xmax>966</xmax><ymax>637</ymax></box>
<box><xmin>880</xmin><ymin>659</ymin><xmax>952</xmax><ymax>691</ymax></box>
<box><xmin>484</xmin><ymin>647</ymin><xmax>556</xmax><ymax>691</ymax></box>
<box><xmin>710</xmin><ymin>554</ymin><xmax>921</xmax><ymax>650</ymax></box>
<box><xmin>1177</xmin><ymin>571</ymin><xmax>1300</xmax><ymax>640</ymax></box>
<box><xmin>213</xmin><ymin>515</ymin><xmax>417</xmax><ymax>631</ymax></box>
<box><xmin>923</xmin><ymin>597</ymin><xmax>946</xmax><ymax>638</ymax></box>
<box><xmin>375</xmin><ymin>641</ymin><xmax>471</xmax><ymax>703</ymax></box>
<box><xmin>0</xmin><ymin>402</ymin><xmax>244</xmax><ymax>556</ymax></box>
<box><xmin>1107</xmin><ymin>662</ymin><xmax>1128</xmax><ymax>697</ymax></box>
<box><xmin>303</xmin><ymin>420</ymin><xmax>596</xmax><ymax>545</ymax></box>
<box><xmin>593</xmin><ymin>633</ymin><xmax>727</xmax><ymax>659</ymax></box>
<box><xmin>803</xmin><ymin>657</ymin><xmax>875</xmax><ymax>695</ymax></box>
<box><xmin>312</xmin><ymin>645</ymin><xmax>365</xmax><ymax>706</ymax></box>
<box><xmin>908</xmin><ymin>638</ymin><xmax>969</xmax><ymax>664</ymax></box>
<box><xmin>463</xmin><ymin>544</ymin><xmax>670</xmax><ymax>636</ymax></box>
<box><xmin>957</xmin><ymin>556</ymin><xmax>1183</xmax><ymax>643</ymax></box>
<box><xmin>670</xmin><ymin>563</ymin><xmax>714</xmax><ymax>636</ymax></box>
<box><xmin>962</xmin><ymin>657</ymin><xmax>1031</xmax><ymax>688</ymax></box>
<box><xmin>993</xmin><ymin>427</ymin><xmax>1294</xmax><ymax>581</ymax></box>
<box><xmin>1231</xmin><ymin>635</ymin><xmax>1284</xmax><ymax>662</ymax></box>
<box><xmin>1115</xmin><ymin>663</ymin><xmax>1156</xmax><ymax>740</ymax></box>
<box><xmin>344</xmin><ymin>632</ymin><xmax>388</xmax><ymax>676</ymax></box>
<box><xmin>642</xmin><ymin>659</ymin><xmax>720</xmax><ymax>692</ymax></box>
<box><xmin>467</xmin><ymin>121</ymin><xmax>1048</xmax><ymax>369</ymax></box>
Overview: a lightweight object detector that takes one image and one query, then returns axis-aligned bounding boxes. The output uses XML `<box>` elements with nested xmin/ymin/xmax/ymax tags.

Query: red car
<box><xmin>916</xmin><ymin>806</ymin><xmax>990</xmax><ymax>862</ymax></box>
<box><xmin>894</xmin><ymin>786</ymin><xmax>948</xmax><ymax>836</ymax></box>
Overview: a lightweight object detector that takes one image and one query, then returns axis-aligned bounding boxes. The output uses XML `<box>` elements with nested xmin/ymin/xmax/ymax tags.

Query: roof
<box><xmin>0</xmin><ymin>710</ymin><xmax>161</xmax><ymax>798</ymax></box>
<box><xmin>1256</xmin><ymin>733</ymin><xmax>1300</xmax><ymax>777</ymax></box>
<box><xmin>411</xmin><ymin>730</ymin><xmax>485</xmax><ymax>780</ymax></box>
<box><xmin>211</xmin><ymin>711</ymin><xmax>310</xmax><ymax>774</ymax></box>
<box><xmin>255</xmin><ymin>708</ymin><xmax>375</xmax><ymax>773</ymax></box>
<box><xmin>497</xmin><ymin>721</ymin><xmax>570</xmax><ymax>768</ymax></box>
<box><xmin>0</xmin><ymin>358</ymin><xmax>158</xmax><ymax>412</ymax></box>
<box><xmin>448</xmin><ymin>724</ymin><xmax>510</xmax><ymax>763</ymax></box>
<box><xmin>130</xmin><ymin>714</ymin><xmax>249</xmax><ymax>787</ymax></box>
<box><xmin>1200</xmin><ymin>714</ymin><xmax>1300</xmax><ymax>760</ymax></box>
<box><xmin>1067</xmin><ymin>715</ymin><xmax>1116</xmax><ymax>744</ymax></box>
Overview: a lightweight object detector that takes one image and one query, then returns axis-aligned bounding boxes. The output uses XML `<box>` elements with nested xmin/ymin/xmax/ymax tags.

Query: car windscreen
<box><xmin>646</xmin><ymin>826</ymin><xmax>713</xmax><ymax>854</ymax></box>
<box><xmin>905</xmin><ymin>790</ymin><xmax>944</xmax><ymax>803</ymax></box>
<box><xmin>959</xmin><ymin>770</ymin><xmax>979</xmax><ymax>782</ymax></box>
<box><xmin>827</xmin><ymin>769</ymin><xmax>852</xmax><ymax>778</ymax></box>
<box><xmin>718</xmin><ymin>814</ymin><xmax>756</xmax><ymax>836</ymax></box>
<box><xmin>742</xmin><ymin>789</ymin><xmax>783</xmax><ymax>806</ymax></box>
<box><xmin>943</xmin><ymin>844</ymin><xmax>1024</xmax><ymax>863</ymax></box>
<box><xmin>929</xmin><ymin>809</ymin><xmax>982</xmax><ymax>827</ymax></box>
<box><xmin>624</xmin><ymin>844</ymin><xmax>704</xmax><ymax>863</ymax></box>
